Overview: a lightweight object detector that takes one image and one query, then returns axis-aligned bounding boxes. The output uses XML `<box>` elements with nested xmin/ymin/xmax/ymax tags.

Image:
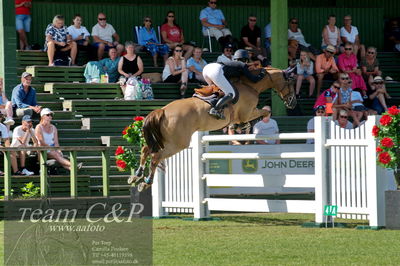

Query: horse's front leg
<box><xmin>246</xmin><ymin>107</ymin><xmax>271</xmax><ymax>122</ymax></box>
<box><xmin>127</xmin><ymin>145</ymin><xmax>150</xmax><ymax>185</ymax></box>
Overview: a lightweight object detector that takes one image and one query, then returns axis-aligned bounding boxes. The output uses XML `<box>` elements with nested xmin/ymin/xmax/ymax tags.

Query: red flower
<box><xmin>379</xmin><ymin>115</ymin><xmax>392</xmax><ymax>126</ymax></box>
<box><xmin>376</xmin><ymin>146</ymin><xmax>383</xmax><ymax>153</ymax></box>
<box><xmin>116</xmin><ymin>160</ymin><xmax>127</xmax><ymax>169</ymax></box>
<box><xmin>134</xmin><ymin>116</ymin><xmax>144</xmax><ymax>121</ymax></box>
<box><xmin>378</xmin><ymin>152</ymin><xmax>392</xmax><ymax>164</ymax></box>
<box><xmin>381</xmin><ymin>137</ymin><xmax>394</xmax><ymax>148</ymax></box>
<box><xmin>388</xmin><ymin>105</ymin><xmax>400</xmax><ymax>116</ymax></box>
<box><xmin>122</xmin><ymin>126</ymin><xmax>129</xmax><ymax>135</ymax></box>
<box><xmin>372</xmin><ymin>125</ymin><xmax>380</xmax><ymax>137</ymax></box>
<box><xmin>115</xmin><ymin>146</ymin><xmax>124</xmax><ymax>156</ymax></box>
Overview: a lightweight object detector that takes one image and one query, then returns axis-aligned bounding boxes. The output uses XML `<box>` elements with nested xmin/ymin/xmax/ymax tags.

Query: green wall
<box><xmin>27</xmin><ymin>3</ymin><xmax>384</xmax><ymax>51</ymax></box>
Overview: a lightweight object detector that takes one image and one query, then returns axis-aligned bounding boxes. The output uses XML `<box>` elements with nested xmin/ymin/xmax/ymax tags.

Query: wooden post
<box><xmin>39</xmin><ymin>151</ymin><xmax>48</xmax><ymax>197</ymax></box>
<box><xmin>69</xmin><ymin>151</ymin><xmax>77</xmax><ymax>197</ymax></box>
<box><xmin>102</xmin><ymin>150</ymin><xmax>110</xmax><ymax>197</ymax></box>
<box><xmin>3</xmin><ymin>151</ymin><xmax>12</xmax><ymax>199</ymax></box>
<box><xmin>314</xmin><ymin>116</ymin><xmax>328</xmax><ymax>224</ymax></box>
<box><xmin>270</xmin><ymin>0</ymin><xmax>288</xmax><ymax>116</ymax></box>
<box><xmin>0</xmin><ymin>0</ymin><xmax>18</xmax><ymax>95</ymax></box>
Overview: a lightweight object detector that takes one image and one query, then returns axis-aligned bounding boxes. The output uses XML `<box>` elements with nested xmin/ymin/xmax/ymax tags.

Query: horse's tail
<box><xmin>143</xmin><ymin>109</ymin><xmax>165</xmax><ymax>153</ymax></box>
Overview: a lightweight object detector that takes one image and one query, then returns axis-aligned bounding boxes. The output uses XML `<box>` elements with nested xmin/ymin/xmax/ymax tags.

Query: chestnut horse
<box><xmin>130</xmin><ymin>67</ymin><xmax>296</xmax><ymax>191</ymax></box>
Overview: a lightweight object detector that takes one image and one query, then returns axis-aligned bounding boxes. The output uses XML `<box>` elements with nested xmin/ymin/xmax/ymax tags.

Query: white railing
<box><xmin>152</xmin><ymin>116</ymin><xmax>390</xmax><ymax>227</ymax></box>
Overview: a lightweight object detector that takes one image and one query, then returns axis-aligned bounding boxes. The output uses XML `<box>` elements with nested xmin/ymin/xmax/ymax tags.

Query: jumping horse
<box><xmin>129</xmin><ymin>67</ymin><xmax>297</xmax><ymax>191</ymax></box>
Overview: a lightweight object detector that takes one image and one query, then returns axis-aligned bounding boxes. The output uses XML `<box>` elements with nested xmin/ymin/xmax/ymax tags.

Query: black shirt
<box><xmin>240</xmin><ymin>24</ymin><xmax>261</xmax><ymax>48</ymax></box>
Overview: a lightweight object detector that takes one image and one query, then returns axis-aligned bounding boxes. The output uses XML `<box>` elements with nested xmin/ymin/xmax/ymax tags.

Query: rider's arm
<box><xmin>242</xmin><ymin>65</ymin><xmax>266</xmax><ymax>83</ymax></box>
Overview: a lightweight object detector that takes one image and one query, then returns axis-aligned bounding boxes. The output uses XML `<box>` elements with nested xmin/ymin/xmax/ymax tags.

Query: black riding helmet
<box><xmin>233</xmin><ymin>49</ymin><xmax>249</xmax><ymax>63</ymax></box>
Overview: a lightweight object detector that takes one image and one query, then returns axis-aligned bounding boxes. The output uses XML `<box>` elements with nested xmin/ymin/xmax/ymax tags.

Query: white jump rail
<box><xmin>153</xmin><ymin>116</ymin><xmax>388</xmax><ymax>227</ymax></box>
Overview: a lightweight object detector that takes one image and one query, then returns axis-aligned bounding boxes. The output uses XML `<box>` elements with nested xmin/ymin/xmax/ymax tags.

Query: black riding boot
<box><xmin>209</xmin><ymin>94</ymin><xmax>233</xmax><ymax>119</ymax></box>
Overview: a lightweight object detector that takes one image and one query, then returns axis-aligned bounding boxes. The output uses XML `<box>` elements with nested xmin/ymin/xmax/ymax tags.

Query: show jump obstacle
<box><xmin>152</xmin><ymin>116</ymin><xmax>391</xmax><ymax>228</ymax></box>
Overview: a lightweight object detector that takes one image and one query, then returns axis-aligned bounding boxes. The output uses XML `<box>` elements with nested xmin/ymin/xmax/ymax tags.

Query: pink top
<box><xmin>160</xmin><ymin>24</ymin><xmax>182</xmax><ymax>43</ymax></box>
<box><xmin>337</xmin><ymin>53</ymin><xmax>357</xmax><ymax>72</ymax></box>
<box><xmin>314</xmin><ymin>88</ymin><xmax>336</xmax><ymax>109</ymax></box>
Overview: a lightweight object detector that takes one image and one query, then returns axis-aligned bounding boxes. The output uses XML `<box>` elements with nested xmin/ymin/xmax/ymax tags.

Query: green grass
<box><xmin>0</xmin><ymin>213</ymin><xmax>399</xmax><ymax>265</ymax></box>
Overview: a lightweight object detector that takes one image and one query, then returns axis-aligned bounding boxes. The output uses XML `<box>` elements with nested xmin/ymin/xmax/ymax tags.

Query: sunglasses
<box><xmin>225</xmin><ymin>49</ymin><xmax>232</xmax><ymax>52</ymax></box>
<box><xmin>175</xmin><ymin>49</ymin><xmax>183</xmax><ymax>52</ymax></box>
<box><xmin>327</xmin><ymin>51</ymin><xmax>335</xmax><ymax>54</ymax></box>
<box><xmin>340</xmin><ymin>77</ymin><xmax>349</xmax><ymax>80</ymax></box>
<box><xmin>98</xmin><ymin>18</ymin><xmax>106</xmax><ymax>21</ymax></box>
<box><xmin>374</xmin><ymin>82</ymin><xmax>384</xmax><ymax>85</ymax></box>
<box><xmin>340</xmin><ymin>116</ymin><xmax>348</xmax><ymax>119</ymax></box>
<box><xmin>333</xmin><ymin>86</ymin><xmax>340</xmax><ymax>89</ymax></box>
<box><xmin>249</xmin><ymin>19</ymin><xmax>257</xmax><ymax>22</ymax></box>
<box><xmin>209</xmin><ymin>1</ymin><xmax>217</xmax><ymax>4</ymax></box>
<box><xmin>345</xmin><ymin>48</ymin><xmax>352</xmax><ymax>50</ymax></box>
<box><xmin>45</xmin><ymin>114</ymin><xmax>53</xmax><ymax>117</ymax></box>
<box><xmin>291</xmin><ymin>21</ymin><xmax>298</xmax><ymax>24</ymax></box>
<box><xmin>168</xmin><ymin>15</ymin><xmax>175</xmax><ymax>18</ymax></box>
<box><xmin>145</xmin><ymin>20</ymin><xmax>152</xmax><ymax>23</ymax></box>
<box><xmin>367</xmin><ymin>51</ymin><xmax>375</xmax><ymax>54</ymax></box>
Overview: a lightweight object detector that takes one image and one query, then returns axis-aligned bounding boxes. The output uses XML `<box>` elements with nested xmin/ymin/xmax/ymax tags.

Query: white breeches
<box><xmin>202</xmin><ymin>63</ymin><xmax>236</xmax><ymax>98</ymax></box>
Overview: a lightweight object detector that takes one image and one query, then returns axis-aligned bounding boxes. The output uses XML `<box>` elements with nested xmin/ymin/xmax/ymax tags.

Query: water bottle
<box><xmin>104</xmin><ymin>72</ymin><xmax>109</xmax><ymax>83</ymax></box>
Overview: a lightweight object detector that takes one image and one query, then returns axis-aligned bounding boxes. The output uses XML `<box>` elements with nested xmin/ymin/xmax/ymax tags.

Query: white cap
<box><xmin>40</xmin><ymin>108</ymin><xmax>54</xmax><ymax>117</ymax></box>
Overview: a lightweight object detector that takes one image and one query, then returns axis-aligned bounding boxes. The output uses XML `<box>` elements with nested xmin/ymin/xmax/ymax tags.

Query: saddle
<box><xmin>193</xmin><ymin>84</ymin><xmax>225</xmax><ymax>106</ymax></box>
<box><xmin>194</xmin><ymin>84</ymin><xmax>225</xmax><ymax>97</ymax></box>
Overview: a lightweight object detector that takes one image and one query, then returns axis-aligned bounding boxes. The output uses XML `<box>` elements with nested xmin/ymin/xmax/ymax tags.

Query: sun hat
<box><xmin>40</xmin><ymin>108</ymin><xmax>54</xmax><ymax>117</ymax></box>
<box><xmin>325</xmin><ymin>45</ymin><xmax>336</xmax><ymax>53</ymax></box>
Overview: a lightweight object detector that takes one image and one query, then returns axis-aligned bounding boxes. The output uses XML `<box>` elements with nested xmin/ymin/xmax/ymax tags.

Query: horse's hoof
<box><xmin>127</xmin><ymin>175</ymin><xmax>143</xmax><ymax>185</ymax></box>
<box><xmin>138</xmin><ymin>182</ymin><xmax>151</xmax><ymax>192</ymax></box>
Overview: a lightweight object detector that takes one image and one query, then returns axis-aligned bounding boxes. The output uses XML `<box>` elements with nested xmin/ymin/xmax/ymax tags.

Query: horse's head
<box><xmin>275</xmin><ymin>75</ymin><xmax>297</xmax><ymax>109</ymax></box>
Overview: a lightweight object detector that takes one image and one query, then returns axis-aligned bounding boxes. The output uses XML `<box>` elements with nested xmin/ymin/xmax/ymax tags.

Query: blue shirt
<box><xmin>138</xmin><ymin>27</ymin><xmax>159</xmax><ymax>46</ymax></box>
<box><xmin>11</xmin><ymin>84</ymin><xmax>37</xmax><ymax>108</ymax></box>
<box><xmin>99</xmin><ymin>57</ymin><xmax>121</xmax><ymax>82</ymax></box>
<box><xmin>187</xmin><ymin>57</ymin><xmax>207</xmax><ymax>79</ymax></box>
<box><xmin>199</xmin><ymin>7</ymin><xmax>225</xmax><ymax>31</ymax></box>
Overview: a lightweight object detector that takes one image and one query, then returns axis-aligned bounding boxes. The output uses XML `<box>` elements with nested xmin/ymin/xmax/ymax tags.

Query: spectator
<box><xmin>0</xmin><ymin>77</ymin><xmax>15</xmax><ymax>127</ymax></box>
<box><xmin>15</xmin><ymin>0</ymin><xmax>32</xmax><ymax>50</ymax></box>
<box><xmin>338</xmin><ymin>43</ymin><xmax>367</xmax><ymax>92</ymax></box>
<box><xmin>314</xmin><ymin>81</ymin><xmax>340</xmax><ymax>117</ymax></box>
<box><xmin>240</xmin><ymin>15</ymin><xmax>261</xmax><ymax>53</ymax></box>
<box><xmin>361</xmin><ymin>47</ymin><xmax>382</xmax><ymax>84</ymax></box>
<box><xmin>161</xmin><ymin>11</ymin><xmax>194</xmax><ymax>60</ymax></box>
<box><xmin>35</xmin><ymin>108</ymin><xmax>79</xmax><ymax>171</ymax></box>
<box><xmin>385</xmin><ymin>19</ymin><xmax>400</xmax><ymax>52</ymax></box>
<box><xmin>228</xmin><ymin>123</ymin><xmax>251</xmax><ymax>145</ymax></box>
<box><xmin>99</xmin><ymin>47</ymin><xmax>120</xmax><ymax>83</ymax></box>
<box><xmin>11</xmin><ymin>72</ymin><xmax>41</xmax><ymax>117</ymax></box>
<box><xmin>200</xmin><ymin>0</ymin><xmax>233</xmax><ymax>49</ymax></box>
<box><xmin>340</xmin><ymin>15</ymin><xmax>366</xmax><ymax>58</ymax></box>
<box><xmin>10</xmin><ymin>115</ymin><xmax>37</xmax><ymax>176</ymax></box>
<box><xmin>306</xmin><ymin>105</ymin><xmax>326</xmax><ymax>144</ymax></box>
<box><xmin>45</xmin><ymin>15</ymin><xmax>77</xmax><ymax>66</ymax></box>
<box><xmin>295</xmin><ymin>51</ymin><xmax>315</xmax><ymax>98</ymax></box>
<box><xmin>288</xmin><ymin>39</ymin><xmax>299</xmax><ymax>61</ymax></box>
<box><xmin>333</xmin><ymin>74</ymin><xmax>360</xmax><ymax>126</ymax></box>
<box><xmin>187</xmin><ymin>47</ymin><xmax>207</xmax><ymax>83</ymax></box>
<box><xmin>366</xmin><ymin>76</ymin><xmax>391</xmax><ymax>114</ymax></box>
<box><xmin>335</xmin><ymin>109</ymin><xmax>353</xmax><ymax>129</ymax></box>
<box><xmin>0</xmin><ymin>115</ymin><xmax>10</xmax><ymax>176</ymax></box>
<box><xmin>253</xmin><ymin>106</ymin><xmax>280</xmax><ymax>144</ymax></box>
<box><xmin>288</xmin><ymin>17</ymin><xmax>319</xmax><ymax>61</ymax></box>
<box><xmin>162</xmin><ymin>45</ymin><xmax>189</xmax><ymax>98</ymax></box>
<box><xmin>138</xmin><ymin>16</ymin><xmax>169</xmax><ymax>67</ymax></box>
<box><xmin>118</xmin><ymin>41</ymin><xmax>144</xmax><ymax>80</ymax></box>
<box><xmin>67</xmin><ymin>14</ymin><xmax>91</xmax><ymax>61</ymax></box>
<box><xmin>216</xmin><ymin>43</ymin><xmax>233</xmax><ymax>64</ymax></box>
<box><xmin>264</xmin><ymin>21</ymin><xmax>271</xmax><ymax>55</ymax></box>
<box><xmin>321</xmin><ymin>14</ymin><xmax>341</xmax><ymax>51</ymax></box>
<box><xmin>315</xmin><ymin>45</ymin><xmax>339</xmax><ymax>96</ymax></box>
<box><xmin>350</xmin><ymin>87</ymin><xmax>370</xmax><ymax>124</ymax></box>
<box><xmin>92</xmin><ymin>12</ymin><xmax>124</xmax><ymax>60</ymax></box>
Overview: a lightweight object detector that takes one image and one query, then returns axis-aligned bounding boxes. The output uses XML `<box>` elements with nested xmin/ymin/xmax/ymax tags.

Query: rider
<box><xmin>202</xmin><ymin>49</ymin><xmax>267</xmax><ymax>119</ymax></box>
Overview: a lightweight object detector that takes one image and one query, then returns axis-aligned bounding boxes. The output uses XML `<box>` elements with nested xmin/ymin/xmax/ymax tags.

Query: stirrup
<box><xmin>209</xmin><ymin>108</ymin><xmax>225</xmax><ymax>120</ymax></box>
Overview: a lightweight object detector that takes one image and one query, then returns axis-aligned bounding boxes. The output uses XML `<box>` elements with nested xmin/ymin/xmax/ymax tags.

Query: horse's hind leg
<box><xmin>127</xmin><ymin>145</ymin><xmax>150</xmax><ymax>185</ymax></box>
<box><xmin>138</xmin><ymin>152</ymin><xmax>162</xmax><ymax>192</ymax></box>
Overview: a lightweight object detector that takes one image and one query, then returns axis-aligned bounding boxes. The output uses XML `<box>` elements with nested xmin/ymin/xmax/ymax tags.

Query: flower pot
<box><xmin>385</xmin><ymin>190</ymin><xmax>400</xmax><ymax>229</ymax></box>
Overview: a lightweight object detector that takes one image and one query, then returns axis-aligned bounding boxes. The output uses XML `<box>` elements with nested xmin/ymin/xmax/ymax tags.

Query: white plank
<box><xmin>162</xmin><ymin>201</ymin><xmax>195</xmax><ymax>208</ymax></box>
<box><xmin>201</xmin><ymin>133</ymin><xmax>315</xmax><ymax>143</ymax></box>
<box><xmin>206</xmin><ymin>198</ymin><xmax>315</xmax><ymax>213</ymax></box>
<box><xmin>204</xmin><ymin>174</ymin><xmax>315</xmax><ymax>188</ymax></box>
<box><xmin>202</xmin><ymin>152</ymin><xmax>315</xmax><ymax>160</ymax></box>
